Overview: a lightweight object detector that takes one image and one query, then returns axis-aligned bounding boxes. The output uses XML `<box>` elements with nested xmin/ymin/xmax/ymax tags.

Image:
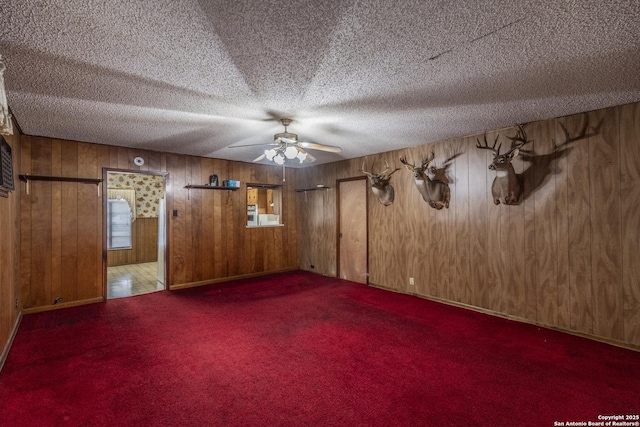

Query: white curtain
<box><xmin>0</xmin><ymin>55</ymin><xmax>13</xmax><ymax>135</ymax></box>
<box><xmin>107</xmin><ymin>188</ymin><xmax>136</xmax><ymax>222</ymax></box>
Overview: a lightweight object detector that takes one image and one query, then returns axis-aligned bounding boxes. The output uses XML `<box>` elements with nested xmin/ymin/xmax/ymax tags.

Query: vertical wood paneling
<box><xmin>30</xmin><ymin>137</ymin><xmax>52</xmax><ymax>307</ymax></box>
<box><xmin>50</xmin><ymin>140</ymin><xmax>62</xmax><ymax>303</ymax></box>
<box><xmin>522</xmin><ymin>129</ymin><xmax>538</xmax><ymax>321</ymax></box>
<box><xmin>297</xmin><ymin>101</ymin><xmax>640</xmax><ymax>349</ymax></box>
<box><xmin>588</xmin><ymin>107</ymin><xmax>623</xmax><ymax>341</ymax></box>
<box><xmin>485</xmin><ymin>130</ymin><xmax>505</xmax><ymax>312</ymax></box>
<box><xmin>226</xmin><ymin>161</ymin><xmax>242</xmax><ymax>276</ymax></box>
<box><xmin>167</xmin><ymin>154</ymin><xmax>186</xmax><ymax>286</ymax></box>
<box><xmin>76</xmin><ymin>143</ymin><xmax>99</xmax><ymax>301</ymax></box>
<box><xmin>506</xmin><ymin>131</ymin><xmax>526</xmax><ymax>317</ymax></box>
<box><xmin>531</xmin><ymin>120</ymin><xmax>559</xmax><ymax>326</ymax></box>
<box><xmin>20</xmin><ymin>136</ymin><xmax>32</xmax><ymax>307</ymax></box>
<box><xmin>0</xmin><ymin>129</ymin><xmax>21</xmax><ymax>364</ymax></box>
<box><xmin>566</xmin><ymin>113</ymin><xmax>594</xmax><ymax>335</ymax></box>
<box><xmin>60</xmin><ymin>140</ymin><xmax>78</xmax><ymax>302</ymax></box>
<box><xmin>468</xmin><ymin>137</ymin><xmax>489</xmax><ymax>308</ymax></box>
<box><xmin>619</xmin><ymin>102</ymin><xmax>640</xmax><ymax>346</ymax></box>
<box><xmin>453</xmin><ymin>140</ymin><xmax>472</xmax><ymax>305</ymax></box>
<box><xmin>189</xmin><ymin>157</ymin><xmax>203</xmax><ymax>282</ymax></box>
<box><xmin>554</xmin><ymin>117</ymin><xmax>571</xmax><ymax>330</ymax></box>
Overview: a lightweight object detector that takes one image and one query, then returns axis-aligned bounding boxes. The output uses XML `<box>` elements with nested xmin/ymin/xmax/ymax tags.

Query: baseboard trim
<box><xmin>22</xmin><ymin>297</ymin><xmax>105</xmax><ymax>315</ymax></box>
<box><xmin>0</xmin><ymin>311</ymin><xmax>23</xmax><ymax>373</ymax></box>
<box><xmin>170</xmin><ymin>268</ymin><xmax>299</xmax><ymax>291</ymax></box>
<box><xmin>368</xmin><ymin>282</ymin><xmax>640</xmax><ymax>353</ymax></box>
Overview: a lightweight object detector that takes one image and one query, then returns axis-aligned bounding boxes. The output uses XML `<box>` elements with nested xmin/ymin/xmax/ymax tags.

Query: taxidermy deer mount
<box><xmin>476</xmin><ymin>124</ymin><xmax>529</xmax><ymax>205</ymax></box>
<box><xmin>517</xmin><ymin>117</ymin><xmax>599</xmax><ymax>202</ymax></box>
<box><xmin>360</xmin><ymin>159</ymin><xmax>400</xmax><ymax>206</ymax></box>
<box><xmin>400</xmin><ymin>152</ymin><xmax>453</xmax><ymax>210</ymax></box>
<box><xmin>477</xmin><ymin>120</ymin><xmax>597</xmax><ymax>205</ymax></box>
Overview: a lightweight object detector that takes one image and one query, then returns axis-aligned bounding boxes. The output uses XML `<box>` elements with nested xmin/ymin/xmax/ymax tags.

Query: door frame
<box><xmin>101</xmin><ymin>168</ymin><xmax>170</xmax><ymax>299</ymax></box>
<box><xmin>336</xmin><ymin>176</ymin><xmax>369</xmax><ymax>284</ymax></box>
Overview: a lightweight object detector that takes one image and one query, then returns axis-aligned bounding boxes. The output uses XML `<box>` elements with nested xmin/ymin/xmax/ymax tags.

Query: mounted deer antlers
<box><xmin>360</xmin><ymin>159</ymin><xmax>399</xmax><ymax>206</ymax></box>
<box><xmin>400</xmin><ymin>152</ymin><xmax>451</xmax><ymax>210</ymax></box>
<box><xmin>476</xmin><ymin>124</ymin><xmax>529</xmax><ymax>205</ymax></box>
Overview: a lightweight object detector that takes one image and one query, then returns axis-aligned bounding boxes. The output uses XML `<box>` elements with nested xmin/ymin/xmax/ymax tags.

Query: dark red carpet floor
<box><xmin>1</xmin><ymin>271</ymin><xmax>638</xmax><ymax>426</ymax></box>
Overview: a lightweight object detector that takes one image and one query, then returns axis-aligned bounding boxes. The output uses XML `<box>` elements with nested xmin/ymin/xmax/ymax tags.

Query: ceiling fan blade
<box><xmin>299</xmin><ymin>142</ymin><xmax>342</xmax><ymax>153</ymax></box>
<box><xmin>252</xmin><ymin>153</ymin><xmax>266</xmax><ymax>162</ymax></box>
<box><xmin>305</xmin><ymin>151</ymin><xmax>317</xmax><ymax>162</ymax></box>
<box><xmin>229</xmin><ymin>143</ymin><xmax>278</xmax><ymax>148</ymax></box>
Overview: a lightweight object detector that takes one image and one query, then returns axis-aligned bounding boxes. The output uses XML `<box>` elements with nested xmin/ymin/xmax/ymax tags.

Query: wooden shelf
<box><xmin>295</xmin><ymin>186</ymin><xmax>330</xmax><ymax>192</ymax></box>
<box><xmin>19</xmin><ymin>174</ymin><xmax>102</xmax><ymax>184</ymax></box>
<box><xmin>184</xmin><ymin>184</ymin><xmax>239</xmax><ymax>191</ymax></box>
<box><xmin>19</xmin><ymin>174</ymin><xmax>103</xmax><ymax>196</ymax></box>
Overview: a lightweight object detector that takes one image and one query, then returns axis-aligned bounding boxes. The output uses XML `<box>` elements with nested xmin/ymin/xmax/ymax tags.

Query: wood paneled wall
<box><xmin>297</xmin><ymin>102</ymin><xmax>640</xmax><ymax>349</ymax></box>
<box><xmin>107</xmin><ymin>217</ymin><xmax>158</xmax><ymax>267</ymax></box>
<box><xmin>19</xmin><ymin>138</ymin><xmax>298</xmax><ymax>311</ymax></box>
<box><xmin>0</xmin><ymin>128</ymin><xmax>21</xmax><ymax>367</ymax></box>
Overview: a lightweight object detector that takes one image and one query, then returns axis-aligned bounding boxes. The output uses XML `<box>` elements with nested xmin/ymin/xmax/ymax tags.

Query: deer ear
<box><xmin>510</xmin><ymin>148</ymin><xmax>520</xmax><ymax>158</ymax></box>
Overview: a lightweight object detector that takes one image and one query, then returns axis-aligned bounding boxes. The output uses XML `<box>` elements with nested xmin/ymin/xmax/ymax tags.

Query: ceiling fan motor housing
<box><xmin>275</xmin><ymin>132</ymin><xmax>297</xmax><ymax>142</ymax></box>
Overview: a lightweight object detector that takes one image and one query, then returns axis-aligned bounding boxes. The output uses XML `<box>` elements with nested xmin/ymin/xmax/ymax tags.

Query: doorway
<box><xmin>103</xmin><ymin>169</ymin><xmax>168</xmax><ymax>299</ymax></box>
<box><xmin>337</xmin><ymin>178</ymin><xmax>368</xmax><ymax>284</ymax></box>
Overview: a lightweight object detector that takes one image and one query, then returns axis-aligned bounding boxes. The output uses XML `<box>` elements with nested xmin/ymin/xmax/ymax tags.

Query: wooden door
<box><xmin>338</xmin><ymin>179</ymin><xmax>367</xmax><ymax>284</ymax></box>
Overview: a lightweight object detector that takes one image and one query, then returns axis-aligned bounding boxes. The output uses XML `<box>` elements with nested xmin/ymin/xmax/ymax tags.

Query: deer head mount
<box><xmin>476</xmin><ymin>124</ymin><xmax>529</xmax><ymax>205</ymax></box>
<box><xmin>400</xmin><ymin>152</ymin><xmax>451</xmax><ymax>210</ymax></box>
<box><xmin>360</xmin><ymin>160</ymin><xmax>399</xmax><ymax>206</ymax></box>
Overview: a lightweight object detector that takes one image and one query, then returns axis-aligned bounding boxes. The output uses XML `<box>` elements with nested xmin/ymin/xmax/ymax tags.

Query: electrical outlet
<box><xmin>15</xmin><ymin>298</ymin><xmax>18</xmax><ymax>308</ymax></box>
<box><xmin>409</xmin><ymin>277</ymin><xmax>415</xmax><ymax>286</ymax></box>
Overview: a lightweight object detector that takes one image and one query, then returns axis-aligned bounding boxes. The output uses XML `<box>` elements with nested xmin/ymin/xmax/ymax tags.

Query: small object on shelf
<box><xmin>223</xmin><ymin>179</ymin><xmax>240</xmax><ymax>188</ymax></box>
<box><xmin>210</xmin><ymin>174</ymin><xmax>219</xmax><ymax>186</ymax></box>
<box><xmin>316</xmin><ymin>184</ymin><xmax>325</xmax><ymax>188</ymax></box>
<box><xmin>184</xmin><ymin>184</ymin><xmax>238</xmax><ymax>190</ymax></box>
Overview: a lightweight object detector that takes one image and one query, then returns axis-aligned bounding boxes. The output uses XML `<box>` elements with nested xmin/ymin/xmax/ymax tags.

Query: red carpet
<box><xmin>1</xmin><ymin>271</ymin><xmax>639</xmax><ymax>426</ymax></box>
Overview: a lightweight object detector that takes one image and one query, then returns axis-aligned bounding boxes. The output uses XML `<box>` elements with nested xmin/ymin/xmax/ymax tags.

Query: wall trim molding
<box><xmin>369</xmin><ymin>282</ymin><xmax>640</xmax><ymax>353</ymax></box>
<box><xmin>22</xmin><ymin>297</ymin><xmax>105</xmax><ymax>315</ymax></box>
<box><xmin>170</xmin><ymin>268</ymin><xmax>299</xmax><ymax>291</ymax></box>
<box><xmin>0</xmin><ymin>311</ymin><xmax>22</xmax><ymax>373</ymax></box>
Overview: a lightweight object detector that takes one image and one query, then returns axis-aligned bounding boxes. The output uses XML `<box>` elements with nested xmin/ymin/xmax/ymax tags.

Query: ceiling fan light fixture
<box><xmin>233</xmin><ymin>117</ymin><xmax>339</xmax><ymax>166</ymax></box>
<box><xmin>265</xmin><ymin>148</ymin><xmax>277</xmax><ymax>161</ymax></box>
<box><xmin>284</xmin><ymin>145</ymin><xmax>298</xmax><ymax>159</ymax></box>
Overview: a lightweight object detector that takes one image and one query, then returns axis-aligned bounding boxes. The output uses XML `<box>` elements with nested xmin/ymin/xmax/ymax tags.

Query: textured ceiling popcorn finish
<box><xmin>1</xmin><ymin>0</ymin><xmax>639</xmax><ymax>167</ymax></box>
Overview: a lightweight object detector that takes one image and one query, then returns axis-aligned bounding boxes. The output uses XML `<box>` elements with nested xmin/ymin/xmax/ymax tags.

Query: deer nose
<box><xmin>488</xmin><ymin>164</ymin><xmax>495</xmax><ymax>170</ymax></box>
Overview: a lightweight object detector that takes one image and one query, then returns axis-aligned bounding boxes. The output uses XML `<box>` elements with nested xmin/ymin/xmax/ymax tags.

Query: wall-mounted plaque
<box><xmin>0</xmin><ymin>135</ymin><xmax>14</xmax><ymax>197</ymax></box>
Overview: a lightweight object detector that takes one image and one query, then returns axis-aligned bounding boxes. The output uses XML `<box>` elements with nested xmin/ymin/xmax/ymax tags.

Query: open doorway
<box><xmin>103</xmin><ymin>169</ymin><xmax>168</xmax><ymax>299</ymax></box>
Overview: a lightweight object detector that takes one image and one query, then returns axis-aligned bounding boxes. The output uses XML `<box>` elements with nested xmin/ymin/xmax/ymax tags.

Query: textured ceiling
<box><xmin>1</xmin><ymin>0</ymin><xmax>639</xmax><ymax>167</ymax></box>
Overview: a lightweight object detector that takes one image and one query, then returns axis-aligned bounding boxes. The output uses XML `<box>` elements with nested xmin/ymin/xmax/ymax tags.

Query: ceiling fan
<box><xmin>231</xmin><ymin>118</ymin><xmax>342</xmax><ymax>165</ymax></box>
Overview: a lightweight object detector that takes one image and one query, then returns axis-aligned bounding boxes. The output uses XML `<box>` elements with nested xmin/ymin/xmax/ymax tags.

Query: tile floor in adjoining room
<box><xmin>107</xmin><ymin>261</ymin><xmax>165</xmax><ymax>299</ymax></box>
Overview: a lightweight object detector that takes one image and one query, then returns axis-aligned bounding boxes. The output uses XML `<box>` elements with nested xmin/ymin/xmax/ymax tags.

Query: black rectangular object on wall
<box><xmin>0</xmin><ymin>135</ymin><xmax>14</xmax><ymax>197</ymax></box>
